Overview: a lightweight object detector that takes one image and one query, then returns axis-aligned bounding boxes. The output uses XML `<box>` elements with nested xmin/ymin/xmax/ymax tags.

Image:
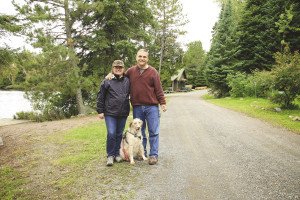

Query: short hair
<box><xmin>136</xmin><ymin>49</ymin><xmax>149</xmax><ymax>56</ymax></box>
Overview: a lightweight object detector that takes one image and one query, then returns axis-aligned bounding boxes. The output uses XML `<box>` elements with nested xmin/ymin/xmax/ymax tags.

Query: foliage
<box><xmin>11</xmin><ymin>0</ymin><xmax>158</xmax><ymax>116</ymax></box>
<box><xmin>227</xmin><ymin>72</ymin><xmax>248</xmax><ymax>97</ymax></box>
<box><xmin>205</xmin><ymin>0</ymin><xmax>238</xmax><ymax>97</ymax></box>
<box><xmin>227</xmin><ymin>71</ymin><xmax>274</xmax><ymax>98</ymax></box>
<box><xmin>233</xmin><ymin>0</ymin><xmax>299</xmax><ymax>73</ymax></box>
<box><xmin>247</xmin><ymin>70</ymin><xmax>274</xmax><ymax>98</ymax></box>
<box><xmin>183</xmin><ymin>41</ymin><xmax>206</xmax><ymax>87</ymax></box>
<box><xmin>0</xmin><ymin>14</ymin><xmax>21</xmax><ymax>37</ymax></box>
<box><xmin>270</xmin><ymin>48</ymin><xmax>300</xmax><ymax>108</ymax></box>
<box><xmin>0</xmin><ymin>48</ymin><xmax>32</xmax><ymax>89</ymax></box>
<box><xmin>275</xmin><ymin>2</ymin><xmax>300</xmax><ymax>52</ymax></box>
<box><xmin>22</xmin><ymin>44</ymin><xmax>81</xmax><ymax>117</ymax></box>
<box><xmin>12</xmin><ymin>0</ymin><xmax>88</xmax><ymax>114</ymax></box>
<box><xmin>0</xmin><ymin>48</ymin><xmax>15</xmax><ymax>88</ymax></box>
<box><xmin>148</xmin><ymin>0</ymin><xmax>188</xmax><ymax>76</ymax></box>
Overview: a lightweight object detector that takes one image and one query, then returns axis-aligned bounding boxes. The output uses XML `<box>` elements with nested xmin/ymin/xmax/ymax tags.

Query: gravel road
<box><xmin>134</xmin><ymin>90</ymin><xmax>300</xmax><ymax>200</ymax></box>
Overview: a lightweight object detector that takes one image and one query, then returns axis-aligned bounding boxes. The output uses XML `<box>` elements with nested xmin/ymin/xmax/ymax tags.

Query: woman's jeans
<box><xmin>104</xmin><ymin>115</ymin><xmax>127</xmax><ymax>157</ymax></box>
<box><xmin>133</xmin><ymin>105</ymin><xmax>160</xmax><ymax>158</ymax></box>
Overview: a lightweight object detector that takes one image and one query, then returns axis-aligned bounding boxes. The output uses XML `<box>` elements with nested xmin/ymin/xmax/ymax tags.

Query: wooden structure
<box><xmin>171</xmin><ymin>68</ymin><xmax>187</xmax><ymax>92</ymax></box>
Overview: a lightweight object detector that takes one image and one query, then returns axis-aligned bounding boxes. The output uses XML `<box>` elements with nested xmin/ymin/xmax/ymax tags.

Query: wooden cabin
<box><xmin>171</xmin><ymin>68</ymin><xmax>187</xmax><ymax>92</ymax></box>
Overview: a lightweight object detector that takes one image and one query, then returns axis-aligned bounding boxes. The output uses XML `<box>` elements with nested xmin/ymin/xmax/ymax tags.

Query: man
<box><xmin>127</xmin><ymin>49</ymin><xmax>167</xmax><ymax>165</ymax></box>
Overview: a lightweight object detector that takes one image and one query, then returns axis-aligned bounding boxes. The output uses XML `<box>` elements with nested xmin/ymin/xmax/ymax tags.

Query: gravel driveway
<box><xmin>134</xmin><ymin>90</ymin><xmax>300</xmax><ymax>200</ymax></box>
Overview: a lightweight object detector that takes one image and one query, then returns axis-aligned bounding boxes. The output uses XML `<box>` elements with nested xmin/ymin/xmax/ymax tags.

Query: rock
<box><xmin>274</xmin><ymin>107</ymin><xmax>282</xmax><ymax>112</ymax></box>
<box><xmin>293</xmin><ymin>116</ymin><xmax>300</xmax><ymax>121</ymax></box>
<box><xmin>289</xmin><ymin>115</ymin><xmax>300</xmax><ymax>121</ymax></box>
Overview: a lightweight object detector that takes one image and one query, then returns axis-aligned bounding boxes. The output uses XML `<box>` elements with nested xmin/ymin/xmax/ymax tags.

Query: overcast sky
<box><xmin>0</xmin><ymin>0</ymin><xmax>221</xmax><ymax>52</ymax></box>
<box><xmin>179</xmin><ymin>0</ymin><xmax>220</xmax><ymax>51</ymax></box>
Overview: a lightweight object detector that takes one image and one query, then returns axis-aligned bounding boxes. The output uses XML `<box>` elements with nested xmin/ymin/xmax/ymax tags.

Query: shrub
<box><xmin>227</xmin><ymin>72</ymin><xmax>249</xmax><ymax>97</ymax></box>
<box><xmin>270</xmin><ymin>49</ymin><xmax>300</xmax><ymax>108</ymax></box>
<box><xmin>247</xmin><ymin>70</ymin><xmax>274</xmax><ymax>98</ymax></box>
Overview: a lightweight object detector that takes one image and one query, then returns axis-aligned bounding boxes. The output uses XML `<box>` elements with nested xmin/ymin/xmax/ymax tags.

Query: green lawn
<box><xmin>203</xmin><ymin>95</ymin><xmax>300</xmax><ymax>134</ymax></box>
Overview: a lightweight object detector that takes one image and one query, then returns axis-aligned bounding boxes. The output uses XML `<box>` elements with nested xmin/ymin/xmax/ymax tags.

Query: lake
<box><xmin>0</xmin><ymin>90</ymin><xmax>33</xmax><ymax>119</ymax></box>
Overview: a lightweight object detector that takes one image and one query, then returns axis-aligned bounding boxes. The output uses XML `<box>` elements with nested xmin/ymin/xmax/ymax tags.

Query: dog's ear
<box><xmin>129</xmin><ymin>121</ymin><xmax>133</xmax><ymax>127</ymax></box>
<box><xmin>139</xmin><ymin>119</ymin><xmax>143</xmax><ymax>126</ymax></box>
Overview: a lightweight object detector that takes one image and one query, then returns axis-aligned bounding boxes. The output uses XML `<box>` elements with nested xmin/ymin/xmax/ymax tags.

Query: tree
<box><xmin>0</xmin><ymin>13</ymin><xmax>22</xmax><ymax>88</ymax></box>
<box><xmin>76</xmin><ymin>0</ymin><xmax>155</xmax><ymax>106</ymax></box>
<box><xmin>77</xmin><ymin>0</ymin><xmax>153</xmax><ymax>71</ymax></box>
<box><xmin>234</xmin><ymin>0</ymin><xmax>292</xmax><ymax>73</ymax></box>
<box><xmin>0</xmin><ymin>14</ymin><xmax>21</xmax><ymax>37</ymax></box>
<box><xmin>205</xmin><ymin>0</ymin><xmax>237</xmax><ymax>97</ymax></box>
<box><xmin>148</xmin><ymin>0</ymin><xmax>188</xmax><ymax>75</ymax></box>
<box><xmin>275</xmin><ymin>2</ymin><xmax>300</xmax><ymax>52</ymax></box>
<box><xmin>13</xmin><ymin>0</ymin><xmax>91</xmax><ymax>114</ymax></box>
<box><xmin>182</xmin><ymin>41</ymin><xmax>206</xmax><ymax>87</ymax></box>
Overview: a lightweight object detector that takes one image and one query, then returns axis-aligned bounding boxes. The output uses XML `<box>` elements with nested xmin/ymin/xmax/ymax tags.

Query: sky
<box><xmin>179</xmin><ymin>0</ymin><xmax>221</xmax><ymax>51</ymax></box>
<box><xmin>0</xmin><ymin>0</ymin><xmax>221</xmax><ymax>52</ymax></box>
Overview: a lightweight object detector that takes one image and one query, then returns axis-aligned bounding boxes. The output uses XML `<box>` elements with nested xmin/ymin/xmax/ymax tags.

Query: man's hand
<box><xmin>161</xmin><ymin>104</ymin><xmax>167</xmax><ymax>112</ymax></box>
<box><xmin>98</xmin><ymin>113</ymin><xmax>104</xmax><ymax>119</ymax></box>
<box><xmin>105</xmin><ymin>73</ymin><xmax>114</xmax><ymax>80</ymax></box>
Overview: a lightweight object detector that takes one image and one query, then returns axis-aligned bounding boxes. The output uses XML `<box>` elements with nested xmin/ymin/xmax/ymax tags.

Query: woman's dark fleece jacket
<box><xmin>96</xmin><ymin>76</ymin><xmax>130</xmax><ymax>117</ymax></box>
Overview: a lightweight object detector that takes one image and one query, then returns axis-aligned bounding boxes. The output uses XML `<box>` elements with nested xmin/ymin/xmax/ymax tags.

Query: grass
<box><xmin>0</xmin><ymin>166</ymin><xmax>26</xmax><ymax>200</ymax></box>
<box><xmin>50</xmin><ymin>122</ymin><xmax>106</xmax><ymax>167</ymax></box>
<box><xmin>203</xmin><ymin>95</ymin><xmax>300</xmax><ymax>134</ymax></box>
<box><xmin>1</xmin><ymin>117</ymin><xmax>144</xmax><ymax>200</ymax></box>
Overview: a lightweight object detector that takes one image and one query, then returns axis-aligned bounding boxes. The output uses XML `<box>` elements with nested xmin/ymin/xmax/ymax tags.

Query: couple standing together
<box><xmin>96</xmin><ymin>49</ymin><xmax>167</xmax><ymax>166</ymax></box>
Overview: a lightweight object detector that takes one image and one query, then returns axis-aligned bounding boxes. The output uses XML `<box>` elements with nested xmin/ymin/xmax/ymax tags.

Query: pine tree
<box><xmin>234</xmin><ymin>0</ymin><xmax>292</xmax><ymax>73</ymax></box>
<box><xmin>275</xmin><ymin>1</ymin><xmax>300</xmax><ymax>52</ymax></box>
<box><xmin>148</xmin><ymin>0</ymin><xmax>188</xmax><ymax>75</ymax></box>
<box><xmin>13</xmin><ymin>0</ymin><xmax>93</xmax><ymax>114</ymax></box>
<box><xmin>183</xmin><ymin>41</ymin><xmax>206</xmax><ymax>87</ymax></box>
<box><xmin>205</xmin><ymin>0</ymin><xmax>237</xmax><ymax>97</ymax></box>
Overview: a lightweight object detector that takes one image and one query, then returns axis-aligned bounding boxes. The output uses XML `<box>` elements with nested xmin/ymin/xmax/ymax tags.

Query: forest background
<box><xmin>0</xmin><ymin>0</ymin><xmax>299</xmax><ymax>121</ymax></box>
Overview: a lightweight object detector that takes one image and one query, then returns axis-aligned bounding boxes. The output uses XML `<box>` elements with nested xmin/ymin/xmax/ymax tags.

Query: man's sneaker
<box><xmin>148</xmin><ymin>156</ymin><xmax>158</xmax><ymax>165</ymax></box>
<box><xmin>115</xmin><ymin>156</ymin><xmax>122</xmax><ymax>163</ymax></box>
<box><xmin>106</xmin><ymin>156</ymin><xmax>114</xmax><ymax>166</ymax></box>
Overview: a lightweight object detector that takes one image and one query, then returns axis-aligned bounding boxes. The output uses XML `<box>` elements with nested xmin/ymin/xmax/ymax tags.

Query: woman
<box><xmin>96</xmin><ymin>60</ymin><xmax>130</xmax><ymax>166</ymax></box>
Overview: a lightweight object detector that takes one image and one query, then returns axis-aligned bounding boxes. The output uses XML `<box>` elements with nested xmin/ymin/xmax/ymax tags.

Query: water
<box><xmin>0</xmin><ymin>90</ymin><xmax>33</xmax><ymax>119</ymax></box>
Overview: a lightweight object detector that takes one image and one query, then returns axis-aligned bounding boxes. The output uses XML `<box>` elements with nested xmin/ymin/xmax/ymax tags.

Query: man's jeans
<box><xmin>133</xmin><ymin>105</ymin><xmax>160</xmax><ymax>158</ymax></box>
<box><xmin>104</xmin><ymin>115</ymin><xmax>127</xmax><ymax>157</ymax></box>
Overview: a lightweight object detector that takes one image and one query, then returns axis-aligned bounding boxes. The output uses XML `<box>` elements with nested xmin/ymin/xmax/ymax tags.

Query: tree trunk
<box><xmin>158</xmin><ymin>1</ymin><xmax>167</xmax><ymax>76</ymax></box>
<box><xmin>64</xmin><ymin>0</ymin><xmax>85</xmax><ymax>115</ymax></box>
<box><xmin>159</xmin><ymin>41</ymin><xmax>164</xmax><ymax>75</ymax></box>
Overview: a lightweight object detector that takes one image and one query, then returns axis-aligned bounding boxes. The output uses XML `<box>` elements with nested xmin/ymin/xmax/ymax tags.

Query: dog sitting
<box><xmin>120</xmin><ymin>118</ymin><xmax>148</xmax><ymax>164</ymax></box>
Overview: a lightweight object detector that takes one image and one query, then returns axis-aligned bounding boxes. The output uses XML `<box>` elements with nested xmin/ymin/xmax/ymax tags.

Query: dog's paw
<box><xmin>143</xmin><ymin>156</ymin><xmax>148</xmax><ymax>161</ymax></box>
<box><xmin>130</xmin><ymin>161</ymin><xmax>135</xmax><ymax>165</ymax></box>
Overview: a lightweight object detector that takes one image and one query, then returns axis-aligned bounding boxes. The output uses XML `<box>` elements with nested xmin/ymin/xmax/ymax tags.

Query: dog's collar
<box><xmin>124</xmin><ymin>130</ymin><xmax>141</xmax><ymax>139</ymax></box>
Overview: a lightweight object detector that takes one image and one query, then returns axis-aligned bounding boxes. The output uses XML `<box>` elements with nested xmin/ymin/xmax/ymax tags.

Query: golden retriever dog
<box><xmin>120</xmin><ymin>118</ymin><xmax>148</xmax><ymax>164</ymax></box>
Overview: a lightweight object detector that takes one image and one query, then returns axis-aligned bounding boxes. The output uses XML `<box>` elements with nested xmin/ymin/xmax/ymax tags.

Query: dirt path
<box><xmin>134</xmin><ymin>90</ymin><xmax>300</xmax><ymax>200</ymax></box>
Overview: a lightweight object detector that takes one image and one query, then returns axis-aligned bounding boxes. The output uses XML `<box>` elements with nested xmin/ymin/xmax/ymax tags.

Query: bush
<box><xmin>227</xmin><ymin>72</ymin><xmax>249</xmax><ymax>97</ymax></box>
<box><xmin>270</xmin><ymin>49</ymin><xmax>300</xmax><ymax>108</ymax></box>
<box><xmin>247</xmin><ymin>70</ymin><xmax>274</xmax><ymax>98</ymax></box>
